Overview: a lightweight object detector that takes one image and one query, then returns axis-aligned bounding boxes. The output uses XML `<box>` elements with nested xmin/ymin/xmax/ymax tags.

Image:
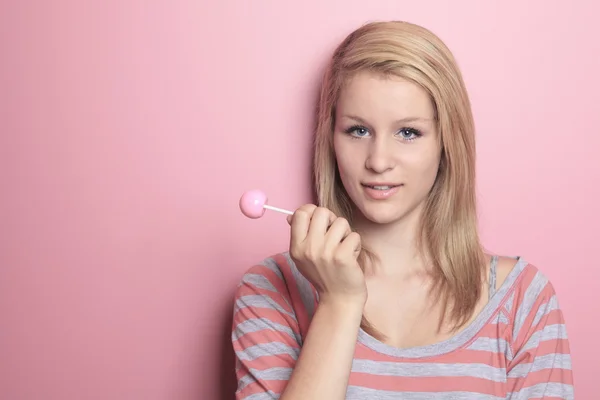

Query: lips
<box><xmin>361</xmin><ymin>183</ymin><xmax>402</xmax><ymax>200</ymax></box>
<box><xmin>361</xmin><ymin>183</ymin><xmax>401</xmax><ymax>190</ymax></box>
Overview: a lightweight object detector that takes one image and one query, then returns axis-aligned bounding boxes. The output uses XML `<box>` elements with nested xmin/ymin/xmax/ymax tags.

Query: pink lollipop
<box><xmin>239</xmin><ymin>189</ymin><xmax>293</xmax><ymax>219</ymax></box>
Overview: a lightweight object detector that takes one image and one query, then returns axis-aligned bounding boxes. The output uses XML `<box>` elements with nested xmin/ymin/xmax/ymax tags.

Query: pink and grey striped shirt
<box><xmin>231</xmin><ymin>253</ymin><xmax>574</xmax><ymax>399</ymax></box>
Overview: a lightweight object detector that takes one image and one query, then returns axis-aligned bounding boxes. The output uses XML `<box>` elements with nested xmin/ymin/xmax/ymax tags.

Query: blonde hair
<box><xmin>313</xmin><ymin>20</ymin><xmax>487</xmax><ymax>336</ymax></box>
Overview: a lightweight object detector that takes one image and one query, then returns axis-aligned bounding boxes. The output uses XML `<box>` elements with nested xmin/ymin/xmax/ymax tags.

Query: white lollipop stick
<box><xmin>264</xmin><ymin>204</ymin><xmax>294</xmax><ymax>215</ymax></box>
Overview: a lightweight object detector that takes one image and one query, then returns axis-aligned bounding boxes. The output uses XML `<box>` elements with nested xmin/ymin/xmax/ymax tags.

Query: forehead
<box><xmin>336</xmin><ymin>71</ymin><xmax>434</xmax><ymax>120</ymax></box>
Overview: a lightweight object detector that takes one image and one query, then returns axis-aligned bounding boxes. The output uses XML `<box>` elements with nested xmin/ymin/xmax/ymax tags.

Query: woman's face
<box><xmin>333</xmin><ymin>70</ymin><xmax>442</xmax><ymax>226</ymax></box>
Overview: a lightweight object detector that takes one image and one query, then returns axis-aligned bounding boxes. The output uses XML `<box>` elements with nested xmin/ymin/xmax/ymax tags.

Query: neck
<box><xmin>353</xmin><ymin>204</ymin><xmax>427</xmax><ymax>278</ymax></box>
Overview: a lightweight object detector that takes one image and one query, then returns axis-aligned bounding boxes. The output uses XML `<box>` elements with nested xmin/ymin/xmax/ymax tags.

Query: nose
<box><xmin>365</xmin><ymin>136</ymin><xmax>395</xmax><ymax>173</ymax></box>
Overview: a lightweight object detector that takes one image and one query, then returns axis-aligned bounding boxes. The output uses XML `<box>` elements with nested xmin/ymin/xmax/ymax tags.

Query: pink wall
<box><xmin>1</xmin><ymin>1</ymin><xmax>597</xmax><ymax>398</ymax></box>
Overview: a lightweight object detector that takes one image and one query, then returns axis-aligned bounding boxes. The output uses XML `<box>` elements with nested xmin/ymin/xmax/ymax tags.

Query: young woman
<box><xmin>231</xmin><ymin>20</ymin><xmax>574</xmax><ymax>399</ymax></box>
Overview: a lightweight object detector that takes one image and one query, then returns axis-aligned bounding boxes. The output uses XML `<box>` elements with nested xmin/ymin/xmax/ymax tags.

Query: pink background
<box><xmin>1</xmin><ymin>1</ymin><xmax>597</xmax><ymax>399</ymax></box>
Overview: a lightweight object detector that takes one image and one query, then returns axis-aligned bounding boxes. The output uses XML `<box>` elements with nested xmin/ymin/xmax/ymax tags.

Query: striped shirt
<box><xmin>231</xmin><ymin>252</ymin><xmax>574</xmax><ymax>399</ymax></box>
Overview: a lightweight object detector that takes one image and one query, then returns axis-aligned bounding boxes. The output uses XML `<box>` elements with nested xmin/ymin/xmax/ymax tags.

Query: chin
<box><xmin>353</xmin><ymin>194</ymin><xmax>428</xmax><ymax>226</ymax></box>
<box><xmin>357</xmin><ymin>204</ymin><xmax>407</xmax><ymax>225</ymax></box>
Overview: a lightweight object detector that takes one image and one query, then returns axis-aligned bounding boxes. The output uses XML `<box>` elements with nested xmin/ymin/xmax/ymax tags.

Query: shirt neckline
<box><xmin>356</xmin><ymin>256</ymin><xmax>527</xmax><ymax>358</ymax></box>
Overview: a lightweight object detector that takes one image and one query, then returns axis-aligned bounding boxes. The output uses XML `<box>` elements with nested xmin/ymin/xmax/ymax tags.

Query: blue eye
<box><xmin>345</xmin><ymin>125</ymin><xmax>369</xmax><ymax>137</ymax></box>
<box><xmin>398</xmin><ymin>127</ymin><xmax>422</xmax><ymax>141</ymax></box>
<box><xmin>343</xmin><ymin>125</ymin><xmax>423</xmax><ymax>141</ymax></box>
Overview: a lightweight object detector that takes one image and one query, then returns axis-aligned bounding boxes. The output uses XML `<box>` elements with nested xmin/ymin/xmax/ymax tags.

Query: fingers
<box><xmin>306</xmin><ymin>207</ymin><xmax>337</xmax><ymax>242</ymax></box>
<box><xmin>323</xmin><ymin>216</ymin><xmax>352</xmax><ymax>250</ymax></box>
<box><xmin>288</xmin><ymin>205</ymin><xmax>335</xmax><ymax>238</ymax></box>
<box><xmin>288</xmin><ymin>204</ymin><xmax>317</xmax><ymax>244</ymax></box>
<box><xmin>287</xmin><ymin>204</ymin><xmax>316</xmax><ymax>226</ymax></box>
<box><xmin>289</xmin><ymin>204</ymin><xmax>360</xmax><ymax>263</ymax></box>
<box><xmin>337</xmin><ymin>231</ymin><xmax>362</xmax><ymax>259</ymax></box>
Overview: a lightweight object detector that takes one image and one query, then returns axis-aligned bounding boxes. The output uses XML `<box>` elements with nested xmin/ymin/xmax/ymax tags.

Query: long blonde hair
<box><xmin>313</xmin><ymin>20</ymin><xmax>487</xmax><ymax>336</ymax></box>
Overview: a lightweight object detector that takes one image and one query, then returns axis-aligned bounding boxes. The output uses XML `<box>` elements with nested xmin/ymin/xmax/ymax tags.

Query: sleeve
<box><xmin>506</xmin><ymin>271</ymin><xmax>574</xmax><ymax>399</ymax></box>
<box><xmin>231</xmin><ymin>263</ymin><xmax>302</xmax><ymax>399</ymax></box>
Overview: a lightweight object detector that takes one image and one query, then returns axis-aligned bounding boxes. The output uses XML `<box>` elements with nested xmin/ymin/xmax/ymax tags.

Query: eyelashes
<box><xmin>344</xmin><ymin>124</ymin><xmax>369</xmax><ymax>137</ymax></box>
<box><xmin>343</xmin><ymin>124</ymin><xmax>423</xmax><ymax>141</ymax></box>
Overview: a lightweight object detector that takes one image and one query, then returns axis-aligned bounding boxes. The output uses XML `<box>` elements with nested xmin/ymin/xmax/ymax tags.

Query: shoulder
<box><xmin>237</xmin><ymin>252</ymin><xmax>288</xmax><ymax>286</ymax></box>
<box><xmin>234</xmin><ymin>252</ymin><xmax>293</xmax><ymax>301</ymax></box>
<box><xmin>491</xmin><ymin>254</ymin><xmax>558</xmax><ymax>302</ymax></box>
<box><xmin>493</xmin><ymin>256</ymin><xmax>568</xmax><ymax>349</ymax></box>
<box><xmin>232</xmin><ymin>251</ymin><xmax>316</xmax><ymax>341</ymax></box>
<box><xmin>234</xmin><ymin>251</ymin><xmax>309</xmax><ymax>294</ymax></box>
<box><xmin>490</xmin><ymin>254</ymin><xmax>565</xmax><ymax>333</ymax></box>
<box><xmin>493</xmin><ymin>255</ymin><xmax>520</xmax><ymax>289</ymax></box>
<box><xmin>233</xmin><ymin>251</ymin><xmax>316</xmax><ymax>315</ymax></box>
<box><xmin>500</xmin><ymin>256</ymin><xmax>559</xmax><ymax>307</ymax></box>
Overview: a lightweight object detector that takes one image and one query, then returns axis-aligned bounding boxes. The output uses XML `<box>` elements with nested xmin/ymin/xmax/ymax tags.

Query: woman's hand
<box><xmin>287</xmin><ymin>205</ymin><xmax>367</xmax><ymax>307</ymax></box>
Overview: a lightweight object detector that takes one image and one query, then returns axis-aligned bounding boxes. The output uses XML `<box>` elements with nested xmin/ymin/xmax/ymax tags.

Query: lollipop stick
<box><xmin>263</xmin><ymin>204</ymin><xmax>294</xmax><ymax>215</ymax></box>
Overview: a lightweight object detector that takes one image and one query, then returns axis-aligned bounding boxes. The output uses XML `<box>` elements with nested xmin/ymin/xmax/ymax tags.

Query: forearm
<box><xmin>280</xmin><ymin>298</ymin><xmax>363</xmax><ymax>400</ymax></box>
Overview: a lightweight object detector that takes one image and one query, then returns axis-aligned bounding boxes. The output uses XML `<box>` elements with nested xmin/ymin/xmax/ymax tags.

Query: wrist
<box><xmin>317</xmin><ymin>293</ymin><xmax>366</xmax><ymax>318</ymax></box>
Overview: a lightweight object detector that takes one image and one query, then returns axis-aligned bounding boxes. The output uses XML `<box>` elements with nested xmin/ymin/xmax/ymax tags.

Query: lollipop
<box><xmin>239</xmin><ymin>189</ymin><xmax>294</xmax><ymax>219</ymax></box>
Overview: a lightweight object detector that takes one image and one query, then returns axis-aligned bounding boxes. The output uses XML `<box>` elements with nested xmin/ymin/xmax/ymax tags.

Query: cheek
<box><xmin>335</xmin><ymin>152</ymin><xmax>356</xmax><ymax>179</ymax></box>
<box><xmin>404</xmin><ymin>149</ymin><xmax>441</xmax><ymax>184</ymax></box>
<box><xmin>333</xmin><ymin>138</ymin><xmax>358</xmax><ymax>176</ymax></box>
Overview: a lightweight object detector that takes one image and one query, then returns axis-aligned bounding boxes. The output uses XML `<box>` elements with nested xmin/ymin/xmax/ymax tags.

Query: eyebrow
<box><xmin>342</xmin><ymin>115</ymin><xmax>433</xmax><ymax>125</ymax></box>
